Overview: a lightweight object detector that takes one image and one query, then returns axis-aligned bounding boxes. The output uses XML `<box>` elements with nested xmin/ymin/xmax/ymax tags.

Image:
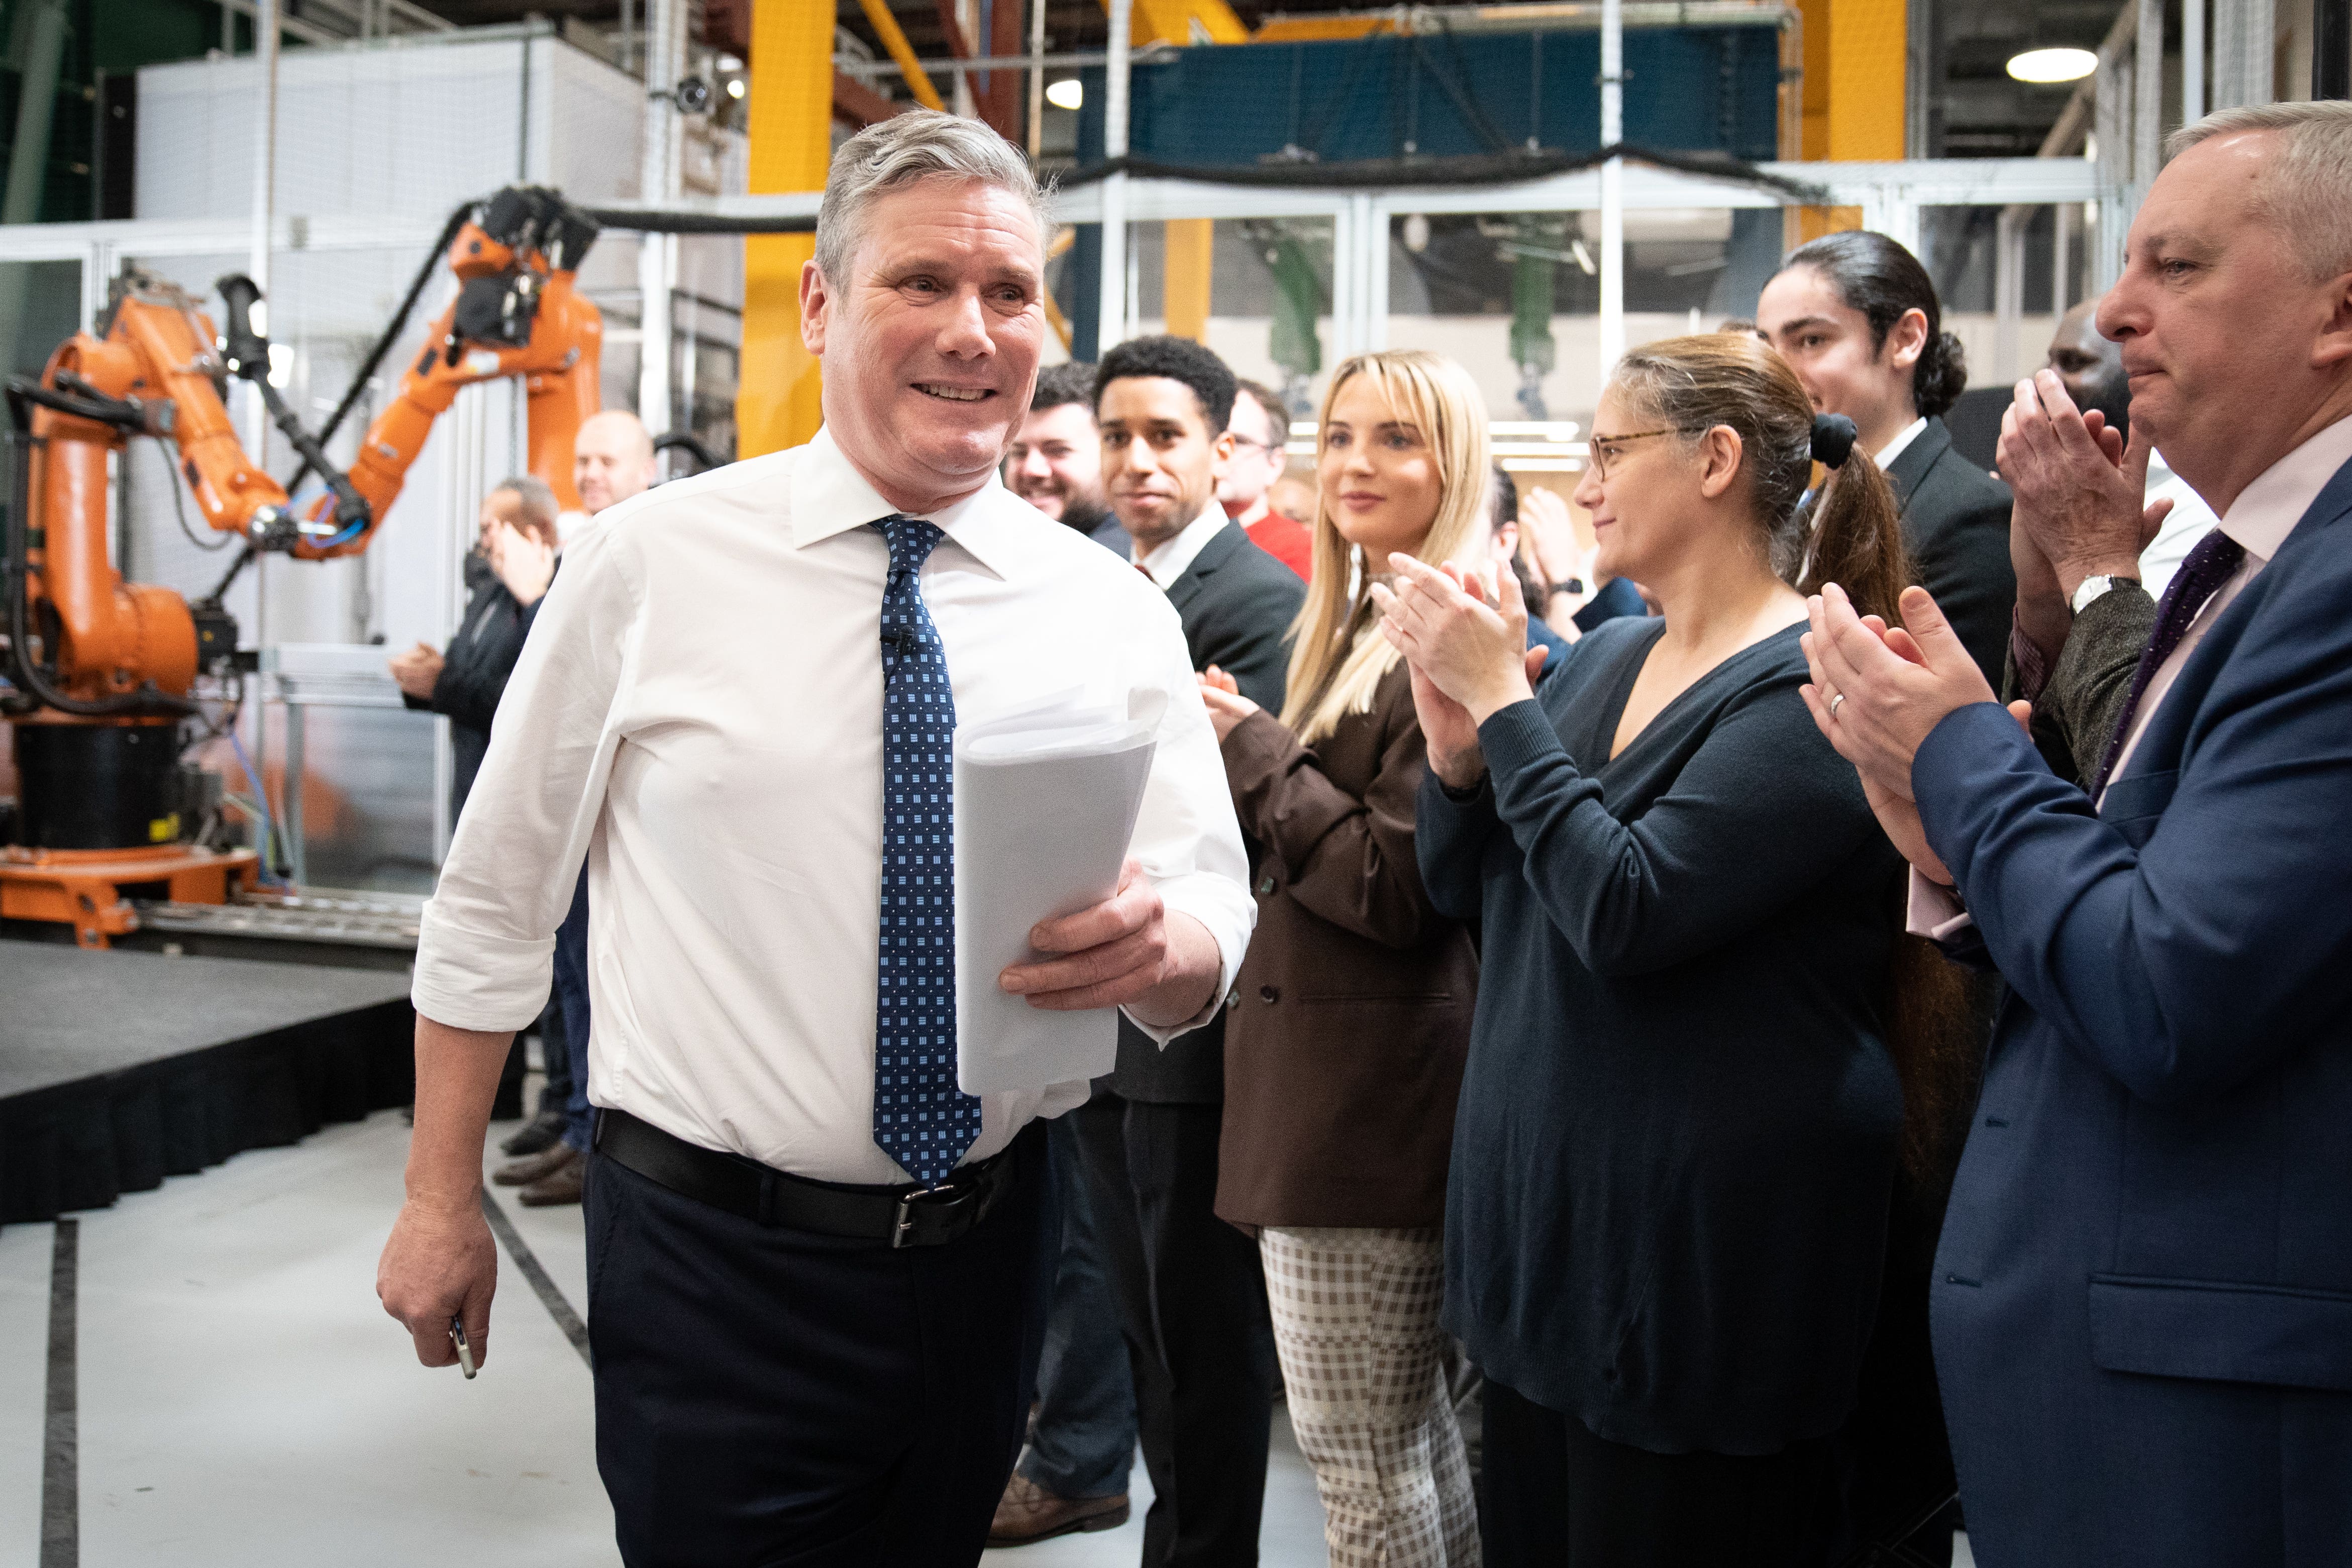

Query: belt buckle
<box><xmin>891</xmin><ymin>1179</ymin><xmax>979</xmax><ymax>1248</ymax></box>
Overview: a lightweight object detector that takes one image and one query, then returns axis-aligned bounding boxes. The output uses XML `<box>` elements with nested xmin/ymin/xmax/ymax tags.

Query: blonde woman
<box><xmin>1194</xmin><ymin>351</ymin><xmax>1503</xmax><ymax>1567</ymax></box>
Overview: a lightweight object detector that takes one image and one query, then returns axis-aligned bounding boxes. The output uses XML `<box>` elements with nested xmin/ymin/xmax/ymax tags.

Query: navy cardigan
<box><xmin>1419</xmin><ymin>617</ymin><xmax>1905</xmax><ymax>1455</ymax></box>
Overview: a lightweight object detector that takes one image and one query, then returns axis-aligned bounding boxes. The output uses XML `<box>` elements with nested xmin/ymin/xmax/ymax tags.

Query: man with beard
<box><xmin>1007</xmin><ymin>362</ymin><xmax>1124</xmax><ymax>553</ymax></box>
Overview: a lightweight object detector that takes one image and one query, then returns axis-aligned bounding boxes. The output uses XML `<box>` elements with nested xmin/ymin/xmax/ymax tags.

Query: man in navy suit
<box><xmin>1799</xmin><ymin>102</ymin><xmax>2352</xmax><ymax>1565</ymax></box>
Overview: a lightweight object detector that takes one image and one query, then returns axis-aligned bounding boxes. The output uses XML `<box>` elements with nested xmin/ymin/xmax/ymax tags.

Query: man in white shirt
<box><xmin>1798</xmin><ymin>102</ymin><xmax>2352</xmax><ymax>1564</ymax></box>
<box><xmin>375</xmin><ymin>111</ymin><xmax>1253</xmax><ymax>1567</ymax></box>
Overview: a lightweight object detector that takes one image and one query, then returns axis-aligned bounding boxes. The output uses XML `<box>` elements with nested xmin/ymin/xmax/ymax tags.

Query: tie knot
<box><xmin>874</xmin><ymin>514</ymin><xmax>946</xmax><ymax>575</ymax></box>
<box><xmin>2177</xmin><ymin>526</ymin><xmax>2246</xmax><ymax>586</ymax></box>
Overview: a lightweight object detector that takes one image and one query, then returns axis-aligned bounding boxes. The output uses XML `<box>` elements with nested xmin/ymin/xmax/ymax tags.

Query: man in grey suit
<box><xmin>2000</xmin><ymin>376</ymin><xmax>2164</xmax><ymax>785</ymax></box>
<box><xmin>1075</xmin><ymin>334</ymin><xmax>1303</xmax><ymax>1567</ymax></box>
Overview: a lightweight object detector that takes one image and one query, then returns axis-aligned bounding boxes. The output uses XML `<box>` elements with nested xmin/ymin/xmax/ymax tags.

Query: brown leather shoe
<box><xmin>518</xmin><ymin>1145</ymin><xmax>585</xmax><ymax>1207</ymax></box>
<box><xmin>987</xmin><ymin>1472</ymin><xmax>1130</xmax><ymax>1546</ymax></box>
<box><xmin>494</xmin><ymin>1141</ymin><xmax>577</xmax><ymax>1187</ymax></box>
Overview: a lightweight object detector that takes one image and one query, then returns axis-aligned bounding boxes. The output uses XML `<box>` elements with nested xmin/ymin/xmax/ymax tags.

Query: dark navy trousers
<box><xmin>1017</xmin><ymin>1111</ymin><xmax>1139</xmax><ymax>1500</ymax></box>
<box><xmin>552</xmin><ymin>868</ymin><xmax>593</xmax><ymax>1152</ymax></box>
<box><xmin>583</xmin><ymin>1122</ymin><xmax>1055</xmax><ymax>1567</ymax></box>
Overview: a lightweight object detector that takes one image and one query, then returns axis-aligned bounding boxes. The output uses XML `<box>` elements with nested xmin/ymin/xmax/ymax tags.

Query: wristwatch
<box><xmin>2070</xmin><ymin>573</ymin><xmax>2139</xmax><ymax>615</ymax></box>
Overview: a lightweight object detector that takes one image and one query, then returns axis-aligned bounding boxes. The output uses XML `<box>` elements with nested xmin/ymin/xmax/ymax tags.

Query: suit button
<box><xmin>1259</xmin><ymin>985</ymin><xmax>1279</xmax><ymax>1004</ymax></box>
<box><xmin>1257</xmin><ymin>875</ymin><xmax>1275</xmax><ymax>895</ymax></box>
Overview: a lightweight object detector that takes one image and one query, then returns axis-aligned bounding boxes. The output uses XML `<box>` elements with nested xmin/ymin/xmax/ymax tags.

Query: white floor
<box><xmin>0</xmin><ymin>1105</ymin><xmax>1334</xmax><ymax>1567</ymax></box>
<box><xmin>0</xmin><ymin>1104</ymin><xmax>1973</xmax><ymax>1568</ymax></box>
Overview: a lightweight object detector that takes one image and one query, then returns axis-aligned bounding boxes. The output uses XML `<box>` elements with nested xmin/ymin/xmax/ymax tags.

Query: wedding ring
<box><xmin>1829</xmin><ymin>692</ymin><xmax>1846</xmax><ymax>719</ymax></box>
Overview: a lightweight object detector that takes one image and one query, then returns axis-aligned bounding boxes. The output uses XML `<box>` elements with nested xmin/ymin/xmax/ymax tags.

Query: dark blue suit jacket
<box><xmin>1914</xmin><ymin>454</ymin><xmax>2352</xmax><ymax>1566</ymax></box>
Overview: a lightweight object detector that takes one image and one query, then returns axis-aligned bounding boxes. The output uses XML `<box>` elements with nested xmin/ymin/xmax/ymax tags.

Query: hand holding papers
<box><xmin>957</xmin><ymin>694</ymin><xmax>1160</xmax><ymax>1092</ymax></box>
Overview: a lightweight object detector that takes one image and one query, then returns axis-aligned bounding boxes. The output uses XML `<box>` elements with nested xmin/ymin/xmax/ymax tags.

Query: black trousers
<box><xmin>583</xmin><ymin>1123</ymin><xmax>1054</xmax><ymax>1568</ymax></box>
<box><xmin>1482</xmin><ymin>1379</ymin><xmax>1837</xmax><ymax>1568</ymax></box>
<box><xmin>1071</xmin><ymin>1090</ymin><xmax>1278</xmax><ymax>1566</ymax></box>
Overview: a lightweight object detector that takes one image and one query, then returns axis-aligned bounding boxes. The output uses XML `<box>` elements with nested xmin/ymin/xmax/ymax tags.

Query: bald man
<box><xmin>565</xmin><ymin>408</ymin><xmax>660</xmax><ymax>537</ymax></box>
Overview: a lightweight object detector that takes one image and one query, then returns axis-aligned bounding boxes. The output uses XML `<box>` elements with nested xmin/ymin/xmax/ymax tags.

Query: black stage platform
<box><xmin>1</xmin><ymin>940</ymin><xmax>416</xmax><ymax>1224</ymax></box>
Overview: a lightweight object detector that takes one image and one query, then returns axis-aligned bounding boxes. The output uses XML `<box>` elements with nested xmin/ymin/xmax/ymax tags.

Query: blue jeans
<box><xmin>1018</xmin><ymin>1110</ymin><xmax>1139</xmax><ymax>1500</ymax></box>
<box><xmin>553</xmin><ymin>868</ymin><xmax>593</xmax><ymax>1153</ymax></box>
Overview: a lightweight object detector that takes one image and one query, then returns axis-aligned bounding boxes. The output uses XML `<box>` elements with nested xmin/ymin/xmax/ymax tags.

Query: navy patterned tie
<box><xmin>870</xmin><ymin>515</ymin><xmax>979</xmax><ymax>1188</ymax></box>
<box><xmin>2088</xmin><ymin>527</ymin><xmax>2247</xmax><ymax>798</ymax></box>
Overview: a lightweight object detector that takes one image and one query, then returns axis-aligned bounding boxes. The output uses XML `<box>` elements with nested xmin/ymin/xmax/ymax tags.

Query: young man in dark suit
<box><xmin>1758</xmin><ymin>232</ymin><xmax>2017</xmax><ymax>689</ymax></box>
<box><xmin>1805</xmin><ymin>101</ymin><xmax>2352</xmax><ymax>1567</ymax></box>
<box><xmin>1076</xmin><ymin>334</ymin><xmax>1303</xmax><ymax>1566</ymax></box>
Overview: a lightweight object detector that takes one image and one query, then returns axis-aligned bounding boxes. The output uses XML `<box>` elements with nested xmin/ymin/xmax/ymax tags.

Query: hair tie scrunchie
<box><xmin>1811</xmin><ymin>413</ymin><xmax>1859</xmax><ymax>470</ymax></box>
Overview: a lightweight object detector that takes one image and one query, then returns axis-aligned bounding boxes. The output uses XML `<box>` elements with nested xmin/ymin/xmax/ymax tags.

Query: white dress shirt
<box><xmin>1876</xmin><ymin>416</ymin><xmax>1929</xmax><ymax>470</ymax></box>
<box><xmin>412</xmin><ymin>427</ymin><xmax>1255</xmax><ymax>1183</ymax></box>
<box><xmin>1907</xmin><ymin>414</ymin><xmax>2352</xmax><ymax>937</ymax></box>
<box><xmin>2136</xmin><ymin>448</ymin><xmax>2224</xmax><ymax>600</ymax></box>
<box><xmin>1132</xmin><ymin>502</ymin><xmax>1231</xmax><ymax>589</ymax></box>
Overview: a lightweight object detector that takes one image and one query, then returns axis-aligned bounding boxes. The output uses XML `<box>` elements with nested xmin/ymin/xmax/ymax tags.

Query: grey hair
<box><xmin>2167</xmin><ymin>101</ymin><xmax>2352</xmax><ymax>283</ymax></box>
<box><xmin>814</xmin><ymin>110</ymin><xmax>1050</xmax><ymax>286</ymax></box>
<box><xmin>491</xmin><ymin>474</ymin><xmax>560</xmax><ymax>533</ymax></box>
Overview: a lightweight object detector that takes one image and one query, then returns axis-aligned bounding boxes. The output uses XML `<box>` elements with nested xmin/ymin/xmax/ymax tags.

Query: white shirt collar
<box><xmin>787</xmin><ymin>424</ymin><xmax>1033</xmax><ymax>580</ymax></box>
<box><xmin>1875</xmin><ymin>416</ymin><xmax>1929</xmax><ymax>469</ymax></box>
<box><xmin>2217</xmin><ymin>413</ymin><xmax>2352</xmax><ymax>565</ymax></box>
<box><xmin>1132</xmin><ymin>500</ymin><xmax>1231</xmax><ymax>589</ymax></box>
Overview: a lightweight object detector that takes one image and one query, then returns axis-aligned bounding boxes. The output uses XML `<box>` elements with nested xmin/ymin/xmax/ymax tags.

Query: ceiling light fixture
<box><xmin>2006</xmin><ymin>47</ymin><xmax>2098</xmax><ymax>84</ymax></box>
<box><xmin>1046</xmin><ymin>78</ymin><xmax>1083</xmax><ymax>111</ymax></box>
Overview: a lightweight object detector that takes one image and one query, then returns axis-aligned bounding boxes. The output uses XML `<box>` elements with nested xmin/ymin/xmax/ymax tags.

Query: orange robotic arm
<box><xmin>6</xmin><ymin>272</ymin><xmax>299</xmax><ymax>709</ymax></box>
<box><xmin>303</xmin><ymin>187</ymin><xmax>604</xmax><ymax>559</ymax></box>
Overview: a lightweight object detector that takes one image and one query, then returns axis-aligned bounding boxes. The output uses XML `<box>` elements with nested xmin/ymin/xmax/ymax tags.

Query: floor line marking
<box><xmin>41</xmin><ymin>1217</ymin><xmax>77</xmax><ymax>1568</ymax></box>
<box><xmin>478</xmin><ymin>1188</ymin><xmax>592</xmax><ymax>1368</ymax></box>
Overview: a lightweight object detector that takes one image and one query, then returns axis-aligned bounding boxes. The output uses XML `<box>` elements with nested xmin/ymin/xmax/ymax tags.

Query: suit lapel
<box><xmin>2106</xmin><ymin>451</ymin><xmax>2352</xmax><ymax>804</ymax></box>
<box><xmin>1164</xmin><ymin>520</ymin><xmax>1244</xmax><ymax>615</ymax></box>
<box><xmin>1883</xmin><ymin>417</ymin><xmax>1953</xmax><ymax>514</ymax></box>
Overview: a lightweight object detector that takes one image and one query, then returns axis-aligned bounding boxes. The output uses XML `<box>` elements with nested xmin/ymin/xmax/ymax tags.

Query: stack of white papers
<box><xmin>954</xmin><ymin>694</ymin><xmax>1160</xmax><ymax>1093</ymax></box>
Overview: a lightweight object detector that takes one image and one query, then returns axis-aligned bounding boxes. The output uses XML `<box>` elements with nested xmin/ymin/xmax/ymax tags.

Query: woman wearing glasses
<box><xmin>1377</xmin><ymin>335</ymin><xmax>1950</xmax><ymax>1564</ymax></box>
<box><xmin>1195</xmin><ymin>350</ymin><xmax>1492</xmax><ymax>1567</ymax></box>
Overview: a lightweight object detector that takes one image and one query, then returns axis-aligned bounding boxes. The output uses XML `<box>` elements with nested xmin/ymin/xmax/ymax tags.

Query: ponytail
<box><xmin>1795</xmin><ymin>446</ymin><xmax>1911</xmax><ymax>626</ymax></box>
<box><xmin>1914</xmin><ymin>330</ymin><xmax>1968</xmax><ymax>419</ymax></box>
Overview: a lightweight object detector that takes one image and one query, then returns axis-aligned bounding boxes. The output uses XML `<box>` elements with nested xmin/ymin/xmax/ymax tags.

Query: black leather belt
<box><xmin>593</xmin><ymin>1108</ymin><xmax>1028</xmax><ymax>1248</ymax></box>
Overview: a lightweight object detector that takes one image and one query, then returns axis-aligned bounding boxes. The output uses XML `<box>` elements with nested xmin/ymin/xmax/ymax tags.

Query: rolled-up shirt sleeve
<box><xmin>411</xmin><ymin>521</ymin><xmax>643</xmax><ymax>1032</ymax></box>
<box><xmin>1119</xmin><ymin>628</ymin><xmax>1256</xmax><ymax>1044</ymax></box>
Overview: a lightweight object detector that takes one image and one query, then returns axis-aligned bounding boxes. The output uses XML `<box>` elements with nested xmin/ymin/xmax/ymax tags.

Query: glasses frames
<box><xmin>1588</xmin><ymin>427</ymin><xmax>1701</xmax><ymax>481</ymax></box>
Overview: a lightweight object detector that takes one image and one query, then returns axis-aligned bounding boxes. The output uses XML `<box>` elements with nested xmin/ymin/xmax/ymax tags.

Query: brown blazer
<box><xmin>1213</xmin><ymin>658</ymin><xmax>1477</xmax><ymax>1230</ymax></box>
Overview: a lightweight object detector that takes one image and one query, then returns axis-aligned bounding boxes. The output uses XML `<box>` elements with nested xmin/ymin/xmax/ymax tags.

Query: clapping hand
<box><xmin>1371</xmin><ymin>555</ymin><xmax>1548</xmax><ymax>789</ymax></box>
<box><xmin>1800</xmin><ymin>588</ymin><xmax>2031</xmax><ymax>886</ymax></box>
<box><xmin>1997</xmin><ymin>370</ymin><xmax>2173</xmax><ymax>601</ymax></box>
<box><xmin>485</xmin><ymin>521</ymin><xmax>556</xmax><ymax>607</ymax></box>
<box><xmin>1518</xmin><ymin>487</ymin><xmax>1587</xmax><ymax>608</ymax></box>
<box><xmin>386</xmin><ymin>641</ymin><xmax>443</xmax><ymax>700</ymax></box>
<box><xmin>1196</xmin><ymin>665</ymin><xmax>1259</xmax><ymax>742</ymax></box>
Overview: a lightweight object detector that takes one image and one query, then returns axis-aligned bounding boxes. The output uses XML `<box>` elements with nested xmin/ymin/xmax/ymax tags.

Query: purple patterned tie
<box><xmin>2088</xmin><ymin>528</ymin><xmax>2246</xmax><ymax>798</ymax></box>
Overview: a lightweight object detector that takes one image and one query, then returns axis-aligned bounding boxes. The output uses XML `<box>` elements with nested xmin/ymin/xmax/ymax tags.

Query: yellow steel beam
<box><xmin>740</xmin><ymin>0</ymin><xmax>836</xmax><ymax>457</ymax></box>
<box><xmin>1792</xmin><ymin>0</ymin><xmax>1904</xmax><ymax>244</ymax></box>
<box><xmin>1110</xmin><ymin>0</ymin><xmax>1250</xmax><ymax>47</ymax></box>
<box><xmin>859</xmin><ymin>0</ymin><xmax>947</xmax><ymax>112</ymax></box>
<box><xmin>1251</xmin><ymin>15</ymin><xmax>1394</xmax><ymax>42</ymax></box>
<box><xmin>1164</xmin><ymin>218</ymin><xmax>1213</xmax><ymax>342</ymax></box>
